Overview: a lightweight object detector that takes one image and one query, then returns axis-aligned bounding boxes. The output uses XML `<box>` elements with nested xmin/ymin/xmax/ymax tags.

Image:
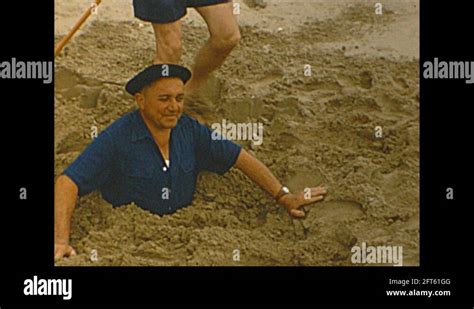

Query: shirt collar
<box><xmin>131</xmin><ymin>110</ymin><xmax>154</xmax><ymax>142</ymax></box>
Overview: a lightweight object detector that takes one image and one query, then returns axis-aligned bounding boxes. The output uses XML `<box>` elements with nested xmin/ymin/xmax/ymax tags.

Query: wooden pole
<box><xmin>54</xmin><ymin>0</ymin><xmax>102</xmax><ymax>57</ymax></box>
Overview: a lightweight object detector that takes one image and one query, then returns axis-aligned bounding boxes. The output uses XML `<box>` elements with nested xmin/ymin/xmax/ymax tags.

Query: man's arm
<box><xmin>54</xmin><ymin>175</ymin><xmax>79</xmax><ymax>261</ymax></box>
<box><xmin>53</xmin><ymin>130</ymin><xmax>116</xmax><ymax>261</ymax></box>
<box><xmin>234</xmin><ymin>149</ymin><xmax>327</xmax><ymax>217</ymax></box>
<box><xmin>188</xmin><ymin>116</ymin><xmax>326</xmax><ymax>216</ymax></box>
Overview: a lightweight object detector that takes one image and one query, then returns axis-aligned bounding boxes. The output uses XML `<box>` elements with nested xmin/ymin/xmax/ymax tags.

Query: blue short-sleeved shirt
<box><xmin>64</xmin><ymin>110</ymin><xmax>242</xmax><ymax>215</ymax></box>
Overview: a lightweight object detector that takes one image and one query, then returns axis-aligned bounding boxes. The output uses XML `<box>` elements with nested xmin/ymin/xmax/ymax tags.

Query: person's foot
<box><xmin>255</xmin><ymin>0</ymin><xmax>267</xmax><ymax>8</ymax></box>
<box><xmin>184</xmin><ymin>93</ymin><xmax>212</xmax><ymax>125</ymax></box>
<box><xmin>183</xmin><ymin>80</ymin><xmax>204</xmax><ymax>98</ymax></box>
<box><xmin>243</xmin><ymin>0</ymin><xmax>267</xmax><ymax>9</ymax></box>
<box><xmin>184</xmin><ymin>74</ymin><xmax>222</xmax><ymax>124</ymax></box>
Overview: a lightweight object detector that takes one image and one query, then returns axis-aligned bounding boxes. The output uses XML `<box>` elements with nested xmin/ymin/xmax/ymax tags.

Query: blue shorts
<box><xmin>133</xmin><ymin>0</ymin><xmax>231</xmax><ymax>24</ymax></box>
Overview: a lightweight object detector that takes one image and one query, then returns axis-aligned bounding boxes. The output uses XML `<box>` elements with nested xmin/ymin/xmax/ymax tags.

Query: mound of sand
<box><xmin>55</xmin><ymin>0</ymin><xmax>419</xmax><ymax>266</ymax></box>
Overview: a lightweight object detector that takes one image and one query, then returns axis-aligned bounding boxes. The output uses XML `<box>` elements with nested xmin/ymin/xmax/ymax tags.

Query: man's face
<box><xmin>135</xmin><ymin>77</ymin><xmax>184</xmax><ymax>130</ymax></box>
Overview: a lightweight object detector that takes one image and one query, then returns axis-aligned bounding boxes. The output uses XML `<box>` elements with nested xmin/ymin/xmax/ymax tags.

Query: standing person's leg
<box><xmin>133</xmin><ymin>0</ymin><xmax>185</xmax><ymax>64</ymax></box>
<box><xmin>186</xmin><ymin>1</ymin><xmax>241</xmax><ymax>95</ymax></box>
<box><xmin>151</xmin><ymin>22</ymin><xmax>182</xmax><ymax>64</ymax></box>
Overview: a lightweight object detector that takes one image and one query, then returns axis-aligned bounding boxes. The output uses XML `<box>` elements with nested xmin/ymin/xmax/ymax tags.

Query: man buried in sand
<box><xmin>54</xmin><ymin>64</ymin><xmax>327</xmax><ymax>261</ymax></box>
<box><xmin>133</xmin><ymin>0</ymin><xmax>240</xmax><ymax>96</ymax></box>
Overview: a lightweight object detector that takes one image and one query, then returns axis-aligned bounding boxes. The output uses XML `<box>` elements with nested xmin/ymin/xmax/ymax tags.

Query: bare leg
<box><xmin>151</xmin><ymin>20</ymin><xmax>183</xmax><ymax>64</ymax></box>
<box><xmin>185</xmin><ymin>1</ymin><xmax>241</xmax><ymax>95</ymax></box>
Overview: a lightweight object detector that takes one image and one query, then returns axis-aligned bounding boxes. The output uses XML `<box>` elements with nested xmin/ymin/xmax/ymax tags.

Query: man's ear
<box><xmin>135</xmin><ymin>91</ymin><xmax>145</xmax><ymax>110</ymax></box>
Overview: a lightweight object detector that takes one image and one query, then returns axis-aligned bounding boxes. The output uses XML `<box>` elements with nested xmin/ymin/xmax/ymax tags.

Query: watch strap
<box><xmin>274</xmin><ymin>186</ymin><xmax>289</xmax><ymax>201</ymax></box>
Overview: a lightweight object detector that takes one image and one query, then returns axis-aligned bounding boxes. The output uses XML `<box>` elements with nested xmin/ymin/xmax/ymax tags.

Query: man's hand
<box><xmin>278</xmin><ymin>186</ymin><xmax>327</xmax><ymax>218</ymax></box>
<box><xmin>55</xmin><ymin>175</ymin><xmax>79</xmax><ymax>262</ymax></box>
<box><xmin>54</xmin><ymin>243</ymin><xmax>77</xmax><ymax>262</ymax></box>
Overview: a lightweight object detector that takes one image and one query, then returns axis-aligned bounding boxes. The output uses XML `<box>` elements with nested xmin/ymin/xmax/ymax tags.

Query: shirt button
<box><xmin>163</xmin><ymin>166</ymin><xmax>167</xmax><ymax>172</ymax></box>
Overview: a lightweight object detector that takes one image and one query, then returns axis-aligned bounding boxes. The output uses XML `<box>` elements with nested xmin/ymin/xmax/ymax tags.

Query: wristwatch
<box><xmin>274</xmin><ymin>186</ymin><xmax>290</xmax><ymax>202</ymax></box>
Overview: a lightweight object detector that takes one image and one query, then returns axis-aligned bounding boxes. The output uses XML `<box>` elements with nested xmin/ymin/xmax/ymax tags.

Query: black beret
<box><xmin>125</xmin><ymin>64</ymin><xmax>192</xmax><ymax>95</ymax></box>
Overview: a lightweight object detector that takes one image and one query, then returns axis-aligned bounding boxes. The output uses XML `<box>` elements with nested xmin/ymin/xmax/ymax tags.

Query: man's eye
<box><xmin>176</xmin><ymin>96</ymin><xmax>184</xmax><ymax>102</ymax></box>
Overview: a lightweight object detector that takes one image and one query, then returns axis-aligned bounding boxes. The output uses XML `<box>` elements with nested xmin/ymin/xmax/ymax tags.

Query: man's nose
<box><xmin>168</xmin><ymin>98</ymin><xmax>180</xmax><ymax>111</ymax></box>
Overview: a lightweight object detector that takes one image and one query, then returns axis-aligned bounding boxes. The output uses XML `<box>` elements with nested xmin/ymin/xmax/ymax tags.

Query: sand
<box><xmin>54</xmin><ymin>0</ymin><xmax>419</xmax><ymax>266</ymax></box>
